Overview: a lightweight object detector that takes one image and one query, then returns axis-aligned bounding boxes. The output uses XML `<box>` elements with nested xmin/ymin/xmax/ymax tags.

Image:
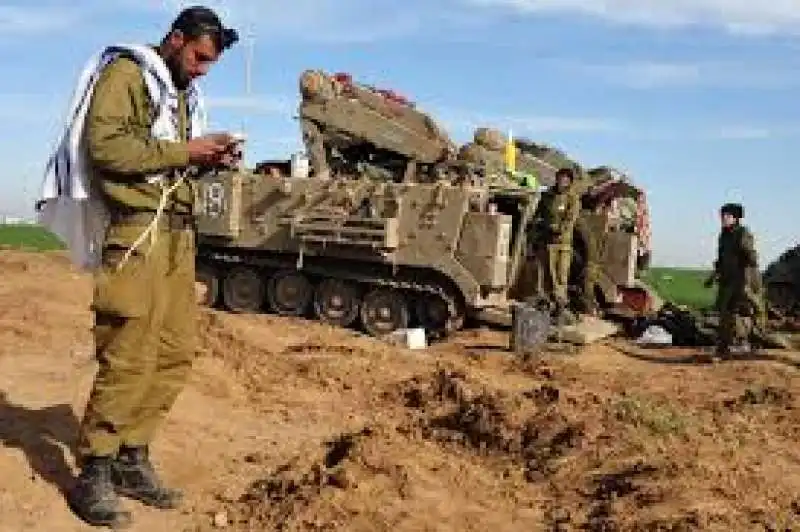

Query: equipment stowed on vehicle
<box><xmin>191</xmin><ymin>68</ymin><xmax>658</xmax><ymax>341</ymax></box>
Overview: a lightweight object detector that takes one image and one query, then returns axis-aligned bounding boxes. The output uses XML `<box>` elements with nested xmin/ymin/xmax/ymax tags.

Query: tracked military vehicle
<box><xmin>192</xmin><ymin>70</ymin><xmax>654</xmax><ymax>338</ymax></box>
<box><xmin>193</xmin><ymin>168</ymin><xmax>539</xmax><ymax>337</ymax></box>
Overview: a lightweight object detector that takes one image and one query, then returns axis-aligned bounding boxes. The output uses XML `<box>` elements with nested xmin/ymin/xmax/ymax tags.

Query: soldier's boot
<box><xmin>553</xmin><ymin>302</ymin><xmax>576</xmax><ymax>326</ymax></box>
<box><xmin>712</xmin><ymin>343</ymin><xmax>732</xmax><ymax>361</ymax></box>
<box><xmin>111</xmin><ymin>446</ymin><xmax>183</xmax><ymax>510</ymax></box>
<box><xmin>67</xmin><ymin>456</ymin><xmax>133</xmax><ymax>529</ymax></box>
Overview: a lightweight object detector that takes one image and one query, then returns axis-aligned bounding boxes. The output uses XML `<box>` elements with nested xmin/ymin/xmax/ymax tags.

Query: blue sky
<box><xmin>1</xmin><ymin>0</ymin><xmax>798</xmax><ymax>267</ymax></box>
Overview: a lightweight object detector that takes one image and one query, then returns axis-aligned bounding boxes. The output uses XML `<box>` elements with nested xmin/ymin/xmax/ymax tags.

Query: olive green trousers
<box><xmin>716</xmin><ymin>281</ymin><xmax>767</xmax><ymax>351</ymax></box>
<box><xmin>78</xmin><ymin>223</ymin><xmax>196</xmax><ymax>460</ymax></box>
<box><xmin>544</xmin><ymin>243</ymin><xmax>573</xmax><ymax>306</ymax></box>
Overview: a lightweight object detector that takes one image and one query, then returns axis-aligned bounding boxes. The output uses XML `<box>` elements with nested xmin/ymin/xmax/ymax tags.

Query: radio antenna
<box><xmin>241</xmin><ymin>28</ymin><xmax>255</xmax><ymax>138</ymax></box>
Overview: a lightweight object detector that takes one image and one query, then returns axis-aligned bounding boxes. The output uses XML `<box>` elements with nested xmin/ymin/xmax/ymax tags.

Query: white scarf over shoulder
<box><xmin>35</xmin><ymin>43</ymin><xmax>207</xmax><ymax>271</ymax></box>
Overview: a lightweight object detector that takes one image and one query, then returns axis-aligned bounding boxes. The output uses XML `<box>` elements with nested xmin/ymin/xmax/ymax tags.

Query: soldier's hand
<box><xmin>187</xmin><ymin>134</ymin><xmax>234</xmax><ymax>164</ymax></box>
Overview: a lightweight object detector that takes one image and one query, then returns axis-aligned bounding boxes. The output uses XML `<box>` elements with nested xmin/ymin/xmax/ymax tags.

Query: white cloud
<box><xmin>467</xmin><ymin>0</ymin><xmax>800</xmax><ymax>36</ymax></box>
<box><xmin>700</xmin><ymin>124</ymin><xmax>800</xmax><ymax>140</ymax></box>
<box><xmin>116</xmin><ymin>0</ymin><xmax>444</xmax><ymax>43</ymax></box>
<box><xmin>709</xmin><ymin>126</ymin><xmax>773</xmax><ymax>140</ymax></box>
<box><xmin>0</xmin><ymin>1</ymin><xmax>439</xmax><ymax>42</ymax></box>
<box><xmin>564</xmin><ymin>60</ymin><xmax>800</xmax><ymax>89</ymax></box>
<box><xmin>425</xmin><ymin>104</ymin><xmax>619</xmax><ymax>144</ymax></box>
<box><xmin>571</xmin><ymin>61</ymin><xmax>701</xmax><ymax>89</ymax></box>
<box><xmin>0</xmin><ymin>6</ymin><xmax>81</xmax><ymax>34</ymax></box>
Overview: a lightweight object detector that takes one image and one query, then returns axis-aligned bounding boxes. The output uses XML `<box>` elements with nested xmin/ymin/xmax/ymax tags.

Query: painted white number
<box><xmin>205</xmin><ymin>182</ymin><xmax>225</xmax><ymax>218</ymax></box>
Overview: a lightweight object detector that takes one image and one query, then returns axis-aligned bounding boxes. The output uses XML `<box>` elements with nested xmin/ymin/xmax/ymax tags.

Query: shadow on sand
<box><xmin>607</xmin><ymin>342</ymin><xmax>800</xmax><ymax>370</ymax></box>
<box><xmin>0</xmin><ymin>391</ymin><xmax>79</xmax><ymax>496</ymax></box>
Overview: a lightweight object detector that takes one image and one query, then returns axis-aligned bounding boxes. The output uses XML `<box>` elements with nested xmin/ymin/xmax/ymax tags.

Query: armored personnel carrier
<box><xmin>192</xmin><ymin>70</ymin><xmax>654</xmax><ymax>338</ymax></box>
<box><xmin>194</xmin><ymin>167</ymin><xmax>539</xmax><ymax>337</ymax></box>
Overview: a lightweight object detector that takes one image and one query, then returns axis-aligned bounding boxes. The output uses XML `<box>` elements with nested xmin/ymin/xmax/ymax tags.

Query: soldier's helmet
<box><xmin>720</xmin><ymin>202</ymin><xmax>744</xmax><ymax>219</ymax></box>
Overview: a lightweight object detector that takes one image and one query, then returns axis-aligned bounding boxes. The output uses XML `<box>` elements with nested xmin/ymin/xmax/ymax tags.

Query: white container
<box><xmin>290</xmin><ymin>152</ymin><xmax>310</xmax><ymax>178</ymax></box>
<box><xmin>386</xmin><ymin>328</ymin><xmax>427</xmax><ymax>350</ymax></box>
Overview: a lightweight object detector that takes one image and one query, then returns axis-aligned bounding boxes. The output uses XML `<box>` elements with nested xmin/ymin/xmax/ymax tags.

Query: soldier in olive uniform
<box><xmin>533</xmin><ymin>166</ymin><xmax>582</xmax><ymax>315</ymax></box>
<box><xmin>704</xmin><ymin>203</ymin><xmax>767</xmax><ymax>358</ymax></box>
<box><xmin>574</xmin><ymin>210</ymin><xmax>602</xmax><ymax>316</ymax></box>
<box><xmin>67</xmin><ymin>7</ymin><xmax>238</xmax><ymax>528</ymax></box>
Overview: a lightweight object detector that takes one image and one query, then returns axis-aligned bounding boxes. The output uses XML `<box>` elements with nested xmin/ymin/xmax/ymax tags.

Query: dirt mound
<box><xmin>723</xmin><ymin>385</ymin><xmax>794</xmax><ymax>409</ymax></box>
<box><xmin>221</xmin><ymin>367</ymin><xmax>594</xmax><ymax>530</ymax></box>
<box><xmin>395</xmin><ymin>367</ymin><xmax>586</xmax><ymax>481</ymax></box>
<box><xmin>225</xmin><ymin>360</ymin><xmax>799</xmax><ymax>531</ymax></box>
<box><xmin>0</xmin><ymin>250</ymin><xmax>798</xmax><ymax>532</ymax></box>
<box><xmin>221</xmin><ymin>364</ymin><xmax>765</xmax><ymax>531</ymax></box>
<box><xmin>232</xmin><ymin>427</ymin><xmax>369</xmax><ymax>529</ymax></box>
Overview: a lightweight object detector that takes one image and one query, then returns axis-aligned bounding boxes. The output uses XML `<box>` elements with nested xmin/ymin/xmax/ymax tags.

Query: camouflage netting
<box><xmin>459</xmin><ymin>128</ymin><xmax>570</xmax><ymax>184</ymax></box>
<box><xmin>457</xmin><ymin>142</ymin><xmax>505</xmax><ymax>177</ymax></box>
<box><xmin>473</xmin><ymin>127</ymin><xmax>506</xmax><ymax>152</ymax></box>
<box><xmin>763</xmin><ymin>244</ymin><xmax>800</xmax><ymax>316</ymax></box>
<box><xmin>515</xmin><ymin>138</ymin><xmax>582</xmax><ymax>178</ymax></box>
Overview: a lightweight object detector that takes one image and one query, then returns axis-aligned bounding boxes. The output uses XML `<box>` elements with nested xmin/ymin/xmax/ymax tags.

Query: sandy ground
<box><xmin>0</xmin><ymin>250</ymin><xmax>798</xmax><ymax>532</ymax></box>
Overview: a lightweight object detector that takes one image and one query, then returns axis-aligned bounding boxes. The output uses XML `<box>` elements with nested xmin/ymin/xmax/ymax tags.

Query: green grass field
<box><xmin>640</xmin><ymin>267</ymin><xmax>716</xmax><ymax>311</ymax></box>
<box><xmin>0</xmin><ymin>224</ymin><xmax>65</xmax><ymax>251</ymax></box>
<box><xmin>0</xmin><ymin>224</ymin><xmax>716</xmax><ymax>310</ymax></box>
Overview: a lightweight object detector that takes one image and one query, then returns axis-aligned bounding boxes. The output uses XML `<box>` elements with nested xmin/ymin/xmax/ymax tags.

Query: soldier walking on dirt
<box><xmin>704</xmin><ymin>203</ymin><xmax>767</xmax><ymax>358</ymax></box>
<box><xmin>54</xmin><ymin>7</ymin><xmax>239</xmax><ymax>528</ymax></box>
<box><xmin>532</xmin><ymin>166</ymin><xmax>582</xmax><ymax>319</ymax></box>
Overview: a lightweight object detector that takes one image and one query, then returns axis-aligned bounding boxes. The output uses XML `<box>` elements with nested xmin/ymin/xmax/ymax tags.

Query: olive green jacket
<box><xmin>713</xmin><ymin>224</ymin><xmax>759</xmax><ymax>286</ymax></box>
<box><xmin>84</xmin><ymin>50</ymin><xmax>194</xmax><ymax>215</ymax></box>
<box><xmin>537</xmin><ymin>186</ymin><xmax>581</xmax><ymax>246</ymax></box>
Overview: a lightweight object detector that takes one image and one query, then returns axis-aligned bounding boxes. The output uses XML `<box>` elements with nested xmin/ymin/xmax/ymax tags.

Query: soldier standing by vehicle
<box><xmin>574</xmin><ymin>209</ymin><xmax>602</xmax><ymax>317</ymax></box>
<box><xmin>532</xmin><ymin>166</ymin><xmax>582</xmax><ymax>318</ymax></box>
<box><xmin>42</xmin><ymin>6</ymin><xmax>240</xmax><ymax>528</ymax></box>
<box><xmin>704</xmin><ymin>203</ymin><xmax>767</xmax><ymax>358</ymax></box>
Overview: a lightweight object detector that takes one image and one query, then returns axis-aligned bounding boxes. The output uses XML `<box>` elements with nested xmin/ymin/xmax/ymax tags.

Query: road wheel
<box><xmin>360</xmin><ymin>288</ymin><xmax>409</xmax><ymax>337</ymax></box>
<box><xmin>267</xmin><ymin>270</ymin><xmax>313</xmax><ymax>316</ymax></box>
<box><xmin>415</xmin><ymin>293</ymin><xmax>464</xmax><ymax>339</ymax></box>
<box><xmin>222</xmin><ymin>266</ymin><xmax>265</xmax><ymax>313</ymax></box>
<box><xmin>313</xmin><ymin>279</ymin><xmax>360</xmax><ymax>327</ymax></box>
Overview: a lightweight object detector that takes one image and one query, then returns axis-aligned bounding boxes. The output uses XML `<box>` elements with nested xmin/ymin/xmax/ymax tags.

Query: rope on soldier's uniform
<box><xmin>115</xmin><ymin>172</ymin><xmax>186</xmax><ymax>271</ymax></box>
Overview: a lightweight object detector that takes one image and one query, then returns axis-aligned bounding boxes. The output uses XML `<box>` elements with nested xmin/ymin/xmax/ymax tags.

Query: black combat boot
<box><xmin>111</xmin><ymin>445</ymin><xmax>183</xmax><ymax>509</ymax></box>
<box><xmin>67</xmin><ymin>455</ymin><xmax>133</xmax><ymax>529</ymax></box>
<box><xmin>712</xmin><ymin>342</ymin><xmax>732</xmax><ymax>361</ymax></box>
